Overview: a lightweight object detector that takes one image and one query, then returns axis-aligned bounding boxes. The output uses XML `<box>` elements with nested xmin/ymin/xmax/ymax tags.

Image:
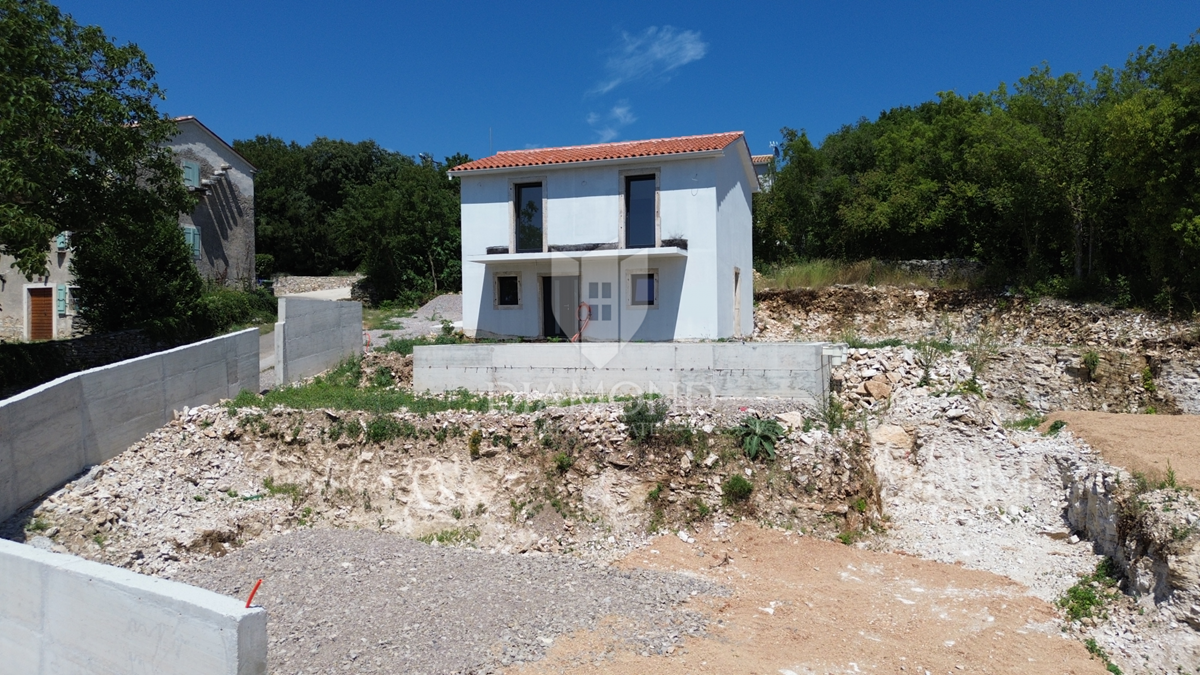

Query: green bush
<box><xmin>620</xmin><ymin>395</ymin><xmax>668</xmax><ymax>443</ymax></box>
<box><xmin>722</xmin><ymin>474</ymin><xmax>754</xmax><ymax>505</ymax></box>
<box><xmin>255</xmin><ymin>253</ymin><xmax>276</xmax><ymax>279</ymax></box>
<box><xmin>732</xmin><ymin>417</ymin><xmax>785</xmax><ymax>460</ymax></box>
<box><xmin>195</xmin><ymin>285</ymin><xmax>277</xmax><ymax>335</ymax></box>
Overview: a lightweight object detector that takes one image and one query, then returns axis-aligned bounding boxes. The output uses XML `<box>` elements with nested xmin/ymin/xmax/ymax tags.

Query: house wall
<box><xmin>0</xmin><ymin>241</ymin><xmax>78</xmax><ymax>341</ymax></box>
<box><xmin>461</xmin><ymin>152</ymin><xmax>752</xmax><ymax>341</ymax></box>
<box><xmin>715</xmin><ymin>146</ymin><xmax>756</xmax><ymax>337</ymax></box>
<box><xmin>169</xmin><ymin>120</ymin><xmax>256</xmax><ymax>287</ymax></box>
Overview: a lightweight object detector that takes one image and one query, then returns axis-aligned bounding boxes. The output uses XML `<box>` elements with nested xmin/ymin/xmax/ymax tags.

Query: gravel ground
<box><xmin>176</xmin><ymin>529</ymin><xmax>722</xmax><ymax>675</ymax></box>
<box><xmin>368</xmin><ymin>293</ymin><xmax>463</xmax><ymax>344</ymax></box>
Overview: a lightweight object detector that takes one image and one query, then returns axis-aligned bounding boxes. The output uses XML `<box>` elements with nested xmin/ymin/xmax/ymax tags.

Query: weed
<box><xmin>434</xmin><ymin>427</ymin><xmax>448</xmax><ymax>444</ymax></box>
<box><xmin>1005</xmin><ymin>414</ymin><xmax>1046</xmax><ymax>431</ymax></box>
<box><xmin>417</xmin><ymin>526</ymin><xmax>480</xmax><ymax>546</ymax></box>
<box><xmin>553</xmin><ymin>452</ymin><xmax>575</xmax><ymax>475</ymax></box>
<box><xmin>193</xmin><ymin>495</ymin><xmax>205</xmax><ymax>502</ymax></box>
<box><xmin>955</xmin><ymin>377</ymin><xmax>984</xmax><ymax>397</ymax></box>
<box><xmin>1145</xmin><ymin>406</ymin><xmax>1157</xmax><ymax>414</ymax></box>
<box><xmin>647</xmin><ymin>507</ymin><xmax>666</xmax><ymax>533</ymax></box>
<box><xmin>620</xmin><ymin>395</ymin><xmax>668</xmax><ymax>444</ymax></box>
<box><xmin>1141</xmin><ymin>366</ymin><xmax>1157</xmax><ymax>392</ymax></box>
<box><xmin>25</xmin><ymin>518</ymin><xmax>48</xmax><ymax>532</ymax></box>
<box><xmin>92</xmin><ymin>534</ymin><xmax>106</xmax><ymax>547</ymax></box>
<box><xmin>965</xmin><ymin>327</ymin><xmax>997</xmax><ymax>380</ymax></box>
<box><xmin>473</xmin><ymin>502</ymin><xmax>487</xmax><ymax>516</ymax></box>
<box><xmin>721</xmin><ymin>474</ymin><xmax>754</xmax><ymax>505</ymax></box>
<box><xmin>820</xmin><ymin>394</ymin><xmax>846</xmax><ymax>431</ymax></box>
<box><xmin>690</xmin><ymin>497</ymin><xmax>712</xmax><ymax>521</ymax></box>
<box><xmin>226</xmin><ymin>488</ymin><xmax>239</xmax><ymax>498</ymax></box>
<box><xmin>263</xmin><ymin>477</ymin><xmax>304</xmax><ymax>504</ymax></box>
<box><xmin>297</xmin><ymin>506</ymin><xmax>314</xmax><ymax>526</ymax></box>
<box><xmin>468</xmin><ymin>429</ymin><xmax>482</xmax><ymax>459</ymax></box>
<box><xmin>1084</xmin><ymin>637</ymin><xmax>1123</xmax><ymax>674</ymax></box>
<box><xmin>1083</xmin><ymin>351</ymin><xmax>1101</xmax><ymax>381</ymax></box>
<box><xmin>1166</xmin><ymin>462</ymin><xmax>1178</xmax><ymax>489</ymax></box>
<box><xmin>451</xmin><ymin>507</ymin><xmax>463</xmax><ymax>520</ymax></box>
<box><xmin>852</xmin><ymin>497</ymin><xmax>868</xmax><ymax>514</ymax></box>
<box><xmin>836</xmin><ymin>530</ymin><xmax>861</xmax><ymax>546</ymax></box>
<box><xmin>646</xmin><ymin>482</ymin><xmax>664</xmax><ymax>503</ymax></box>
<box><xmin>1047</xmin><ymin>419</ymin><xmax>1067</xmax><ymax>435</ymax></box>
<box><xmin>370</xmin><ymin>367</ymin><xmax>394</xmax><ymax>388</ymax></box>
<box><xmin>364</xmin><ymin>416</ymin><xmax>416</xmax><ymax>443</ymax></box>
<box><xmin>732</xmin><ymin>416</ymin><xmax>785</xmax><ymax>461</ymax></box>
<box><xmin>1058</xmin><ymin>558</ymin><xmax>1120</xmax><ymax>623</ymax></box>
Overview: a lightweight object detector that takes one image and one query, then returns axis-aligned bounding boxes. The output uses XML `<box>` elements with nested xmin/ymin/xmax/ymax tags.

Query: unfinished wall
<box><xmin>274</xmin><ymin>298</ymin><xmax>362</xmax><ymax>385</ymax></box>
<box><xmin>0</xmin><ymin>539</ymin><xmax>266</xmax><ymax>675</ymax></box>
<box><xmin>0</xmin><ymin>329</ymin><xmax>258</xmax><ymax>523</ymax></box>
<box><xmin>413</xmin><ymin>342</ymin><xmax>845</xmax><ymax>401</ymax></box>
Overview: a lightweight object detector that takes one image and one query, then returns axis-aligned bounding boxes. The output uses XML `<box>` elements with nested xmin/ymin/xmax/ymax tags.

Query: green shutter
<box><xmin>56</xmin><ymin>284</ymin><xmax>67</xmax><ymax>314</ymax></box>
<box><xmin>182</xmin><ymin>161</ymin><xmax>200</xmax><ymax>188</ymax></box>
<box><xmin>182</xmin><ymin>225</ymin><xmax>201</xmax><ymax>260</ymax></box>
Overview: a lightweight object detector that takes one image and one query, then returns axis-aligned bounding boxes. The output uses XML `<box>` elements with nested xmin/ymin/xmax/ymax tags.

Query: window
<box><xmin>497</xmin><ymin>275</ymin><xmax>520</xmax><ymax>306</ymax></box>
<box><xmin>625</xmin><ymin>175</ymin><xmax>656</xmax><ymax>248</ymax></box>
<box><xmin>587</xmin><ymin>281</ymin><xmax>613</xmax><ymax>320</ymax></box>
<box><xmin>182</xmin><ymin>225</ymin><xmax>201</xmax><ymax>260</ymax></box>
<box><xmin>514</xmin><ymin>183</ymin><xmax>543</xmax><ymax>253</ymax></box>
<box><xmin>631</xmin><ymin>272</ymin><xmax>656</xmax><ymax>306</ymax></box>
<box><xmin>182</xmin><ymin>160</ymin><xmax>201</xmax><ymax>188</ymax></box>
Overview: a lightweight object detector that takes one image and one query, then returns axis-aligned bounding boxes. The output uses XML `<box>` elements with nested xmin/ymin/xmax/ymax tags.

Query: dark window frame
<box><xmin>513</xmin><ymin>181</ymin><xmax>544</xmax><ymax>253</ymax></box>
<box><xmin>624</xmin><ymin>174</ymin><xmax>657</xmax><ymax>249</ymax></box>
<box><xmin>630</xmin><ymin>272</ymin><xmax>656</xmax><ymax>307</ymax></box>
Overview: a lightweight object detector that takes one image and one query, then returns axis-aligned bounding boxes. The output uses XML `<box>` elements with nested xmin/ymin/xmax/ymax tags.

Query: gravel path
<box><xmin>176</xmin><ymin>529</ymin><xmax>722</xmax><ymax>675</ymax></box>
<box><xmin>368</xmin><ymin>293</ymin><xmax>462</xmax><ymax>344</ymax></box>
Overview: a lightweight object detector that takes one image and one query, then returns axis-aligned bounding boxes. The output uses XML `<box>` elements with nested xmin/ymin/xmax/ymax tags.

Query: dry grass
<box><xmin>755</xmin><ymin>259</ymin><xmax>974</xmax><ymax>292</ymax></box>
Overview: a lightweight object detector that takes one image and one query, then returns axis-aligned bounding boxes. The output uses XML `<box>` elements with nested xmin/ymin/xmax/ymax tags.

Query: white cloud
<box><xmin>590</xmin><ymin>26</ymin><xmax>708</xmax><ymax>95</ymax></box>
<box><xmin>588</xmin><ymin>101</ymin><xmax>637</xmax><ymax>142</ymax></box>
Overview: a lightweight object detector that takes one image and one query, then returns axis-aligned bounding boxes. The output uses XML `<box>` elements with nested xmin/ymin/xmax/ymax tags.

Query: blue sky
<box><xmin>58</xmin><ymin>1</ymin><xmax>1200</xmax><ymax>160</ymax></box>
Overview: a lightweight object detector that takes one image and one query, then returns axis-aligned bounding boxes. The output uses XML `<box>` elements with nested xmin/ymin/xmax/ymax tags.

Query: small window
<box><xmin>601</xmin><ymin>304</ymin><xmax>612</xmax><ymax>321</ymax></box>
<box><xmin>497</xmin><ymin>275</ymin><xmax>520</xmax><ymax>306</ymax></box>
<box><xmin>602</xmin><ymin>282</ymin><xmax>612</xmax><ymax>299</ymax></box>
<box><xmin>514</xmin><ymin>183</ymin><xmax>543</xmax><ymax>253</ymax></box>
<box><xmin>588</xmin><ymin>282</ymin><xmax>599</xmax><ymax>299</ymax></box>
<box><xmin>182</xmin><ymin>225</ymin><xmax>201</xmax><ymax>260</ymax></box>
<box><xmin>625</xmin><ymin>175</ymin><xmax>656</xmax><ymax>248</ymax></box>
<box><xmin>182</xmin><ymin>160</ymin><xmax>201</xmax><ymax>188</ymax></box>
<box><xmin>631</xmin><ymin>273</ymin><xmax>656</xmax><ymax>306</ymax></box>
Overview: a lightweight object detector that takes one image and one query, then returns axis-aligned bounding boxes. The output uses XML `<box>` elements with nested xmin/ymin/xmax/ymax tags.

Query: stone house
<box><xmin>449</xmin><ymin>132</ymin><xmax>757</xmax><ymax>342</ymax></box>
<box><xmin>0</xmin><ymin>117</ymin><xmax>256</xmax><ymax>341</ymax></box>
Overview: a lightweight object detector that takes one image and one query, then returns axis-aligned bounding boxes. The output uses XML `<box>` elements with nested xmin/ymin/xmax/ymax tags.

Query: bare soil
<box><xmin>517</xmin><ymin>523</ymin><xmax>1104</xmax><ymax>675</ymax></box>
<box><xmin>1045</xmin><ymin>411</ymin><xmax>1200</xmax><ymax>488</ymax></box>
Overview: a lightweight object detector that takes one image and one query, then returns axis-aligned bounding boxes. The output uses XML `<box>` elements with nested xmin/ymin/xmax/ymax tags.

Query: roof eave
<box><xmin>448</xmin><ymin>148</ymin><xmax>728</xmax><ymax>177</ymax></box>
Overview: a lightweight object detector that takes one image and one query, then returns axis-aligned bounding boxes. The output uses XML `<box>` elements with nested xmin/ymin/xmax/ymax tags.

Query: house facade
<box><xmin>450</xmin><ymin>132</ymin><xmax>757</xmax><ymax>342</ymax></box>
<box><xmin>0</xmin><ymin>117</ymin><xmax>255</xmax><ymax>341</ymax></box>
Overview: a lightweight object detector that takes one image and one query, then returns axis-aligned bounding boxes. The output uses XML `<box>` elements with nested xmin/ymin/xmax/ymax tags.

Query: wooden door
<box><xmin>29</xmin><ymin>288</ymin><xmax>53</xmax><ymax>340</ymax></box>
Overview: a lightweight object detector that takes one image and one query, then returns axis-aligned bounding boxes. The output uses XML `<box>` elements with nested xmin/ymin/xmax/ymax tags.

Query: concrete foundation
<box><xmin>413</xmin><ymin>342</ymin><xmax>846</xmax><ymax>401</ymax></box>
<box><xmin>0</xmin><ymin>539</ymin><xmax>266</xmax><ymax>675</ymax></box>
<box><xmin>0</xmin><ymin>329</ymin><xmax>259</xmax><ymax>523</ymax></box>
<box><xmin>274</xmin><ymin>298</ymin><xmax>362</xmax><ymax>385</ymax></box>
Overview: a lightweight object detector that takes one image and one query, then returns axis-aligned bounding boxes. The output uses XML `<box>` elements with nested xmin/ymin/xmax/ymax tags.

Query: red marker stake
<box><xmin>245</xmin><ymin>578</ymin><xmax>263</xmax><ymax>608</ymax></box>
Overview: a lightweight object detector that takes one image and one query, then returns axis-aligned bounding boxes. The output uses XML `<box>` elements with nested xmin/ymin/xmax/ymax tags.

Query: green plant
<box><xmin>852</xmin><ymin>497</ymin><xmax>868</xmax><ymax>514</ymax></box>
<box><xmin>836</xmin><ymin>530</ymin><xmax>861</xmax><ymax>546</ymax></box>
<box><xmin>25</xmin><ymin>518</ymin><xmax>49</xmax><ymax>532</ymax></box>
<box><xmin>552</xmin><ymin>452</ymin><xmax>575</xmax><ymax>475</ymax></box>
<box><xmin>468</xmin><ymin>429</ymin><xmax>482</xmax><ymax>459</ymax></box>
<box><xmin>647</xmin><ymin>507</ymin><xmax>666</xmax><ymax>533</ymax></box>
<box><xmin>646</xmin><ymin>482</ymin><xmax>664</xmax><ymax>503</ymax></box>
<box><xmin>263</xmin><ymin>477</ymin><xmax>303</xmax><ymax>504</ymax></box>
<box><xmin>820</xmin><ymin>394</ymin><xmax>846</xmax><ymax>431</ymax></box>
<box><xmin>297</xmin><ymin>506</ymin><xmax>314</xmax><ymax>526</ymax></box>
<box><xmin>1058</xmin><ymin>558</ymin><xmax>1120</xmax><ymax>623</ymax></box>
<box><xmin>722</xmin><ymin>474</ymin><xmax>754</xmax><ymax>505</ymax></box>
<box><xmin>1005</xmin><ymin>414</ymin><xmax>1046</xmax><ymax>431</ymax></box>
<box><xmin>417</xmin><ymin>526</ymin><xmax>480</xmax><ymax>545</ymax></box>
<box><xmin>364</xmin><ymin>416</ymin><xmax>416</xmax><ymax>443</ymax></box>
<box><xmin>92</xmin><ymin>534</ymin><xmax>106</xmax><ymax>547</ymax></box>
<box><xmin>192</xmin><ymin>494</ymin><xmax>205</xmax><ymax>502</ymax></box>
<box><xmin>690</xmin><ymin>497</ymin><xmax>712</xmax><ymax>521</ymax></box>
<box><xmin>1141</xmin><ymin>366</ymin><xmax>1157</xmax><ymax>392</ymax></box>
<box><xmin>1082</xmin><ymin>351</ymin><xmax>1100</xmax><ymax>381</ymax></box>
<box><xmin>473</xmin><ymin>502</ymin><xmax>487</xmax><ymax>516</ymax></box>
<box><xmin>1047</xmin><ymin>419</ymin><xmax>1067</xmax><ymax>435</ymax></box>
<box><xmin>620</xmin><ymin>395</ymin><xmax>668</xmax><ymax>444</ymax></box>
<box><xmin>732</xmin><ymin>416</ymin><xmax>785</xmax><ymax>460</ymax></box>
<box><xmin>450</xmin><ymin>506</ymin><xmax>463</xmax><ymax>520</ymax></box>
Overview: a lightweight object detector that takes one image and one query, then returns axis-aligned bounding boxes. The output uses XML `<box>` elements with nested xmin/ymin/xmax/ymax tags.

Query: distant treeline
<box><xmin>755</xmin><ymin>34</ymin><xmax>1200</xmax><ymax>310</ymax></box>
<box><xmin>234</xmin><ymin>136</ymin><xmax>469</xmax><ymax>306</ymax></box>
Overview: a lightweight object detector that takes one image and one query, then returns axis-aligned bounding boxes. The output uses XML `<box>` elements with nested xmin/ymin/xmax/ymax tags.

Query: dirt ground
<box><xmin>1045</xmin><ymin>412</ymin><xmax>1200</xmax><ymax>488</ymax></box>
<box><xmin>515</xmin><ymin>523</ymin><xmax>1104</xmax><ymax>675</ymax></box>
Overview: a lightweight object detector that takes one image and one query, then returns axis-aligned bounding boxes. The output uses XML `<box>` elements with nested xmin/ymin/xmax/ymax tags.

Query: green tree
<box><xmin>333</xmin><ymin>156</ymin><xmax>464</xmax><ymax>306</ymax></box>
<box><xmin>0</xmin><ymin>0</ymin><xmax>199</xmax><ymax>331</ymax></box>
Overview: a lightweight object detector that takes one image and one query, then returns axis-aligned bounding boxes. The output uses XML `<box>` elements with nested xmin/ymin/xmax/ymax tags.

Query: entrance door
<box><xmin>29</xmin><ymin>287</ymin><xmax>53</xmax><ymax>340</ymax></box>
<box><xmin>542</xmin><ymin>276</ymin><xmax>579</xmax><ymax>339</ymax></box>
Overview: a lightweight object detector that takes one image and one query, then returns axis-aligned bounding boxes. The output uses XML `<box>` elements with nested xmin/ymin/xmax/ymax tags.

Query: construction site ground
<box><xmin>5</xmin><ymin>285</ymin><xmax>1200</xmax><ymax>674</ymax></box>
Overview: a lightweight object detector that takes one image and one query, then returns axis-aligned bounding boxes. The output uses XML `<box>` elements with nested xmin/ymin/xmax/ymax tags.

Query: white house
<box><xmin>449</xmin><ymin>132</ymin><xmax>758</xmax><ymax>342</ymax></box>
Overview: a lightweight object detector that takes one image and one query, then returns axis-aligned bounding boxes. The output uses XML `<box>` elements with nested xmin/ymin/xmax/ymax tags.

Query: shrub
<box><xmin>1082</xmin><ymin>351</ymin><xmax>1100</xmax><ymax>381</ymax></box>
<box><xmin>732</xmin><ymin>417</ymin><xmax>785</xmax><ymax>460</ymax></box>
<box><xmin>722</xmin><ymin>474</ymin><xmax>754</xmax><ymax>505</ymax></box>
<box><xmin>1047</xmin><ymin>419</ymin><xmax>1067</xmax><ymax>435</ymax></box>
<box><xmin>468</xmin><ymin>429</ymin><xmax>482</xmax><ymax>459</ymax></box>
<box><xmin>820</xmin><ymin>394</ymin><xmax>846</xmax><ymax>431</ymax></box>
<box><xmin>195</xmin><ymin>285</ymin><xmax>277</xmax><ymax>335</ymax></box>
<box><xmin>255</xmin><ymin>253</ymin><xmax>276</xmax><ymax>279</ymax></box>
<box><xmin>620</xmin><ymin>395</ymin><xmax>668</xmax><ymax>443</ymax></box>
<box><xmin>364</xmin><ymin>416</ymin><xmax>416</xmax><ymax>443</ymax></box>
<box><xmin>552</xmin><ymin>452</ymin><xmax>574</xmax><ymax>474</ymax></box>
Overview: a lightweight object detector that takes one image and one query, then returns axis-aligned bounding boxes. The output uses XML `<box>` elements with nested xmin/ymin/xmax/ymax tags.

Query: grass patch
<box><xmin>721</xmin><ymin>474</ymin><xmax>754</xmax><ymax>505</ymax></box>
<box><xmin>229</xmin><ymin>357</ymin><xmax>495</xmax><ymax>415</ymax></box>
<box><xmin>362</xmin><ymin>303</ymin><xmax>415</xmax><ymax>330</ymax></box>
<box><xmin>24</xmin><ymin>518</ymin><xmax>49</xmax><ymax>532</ymax></box>
<box><xmin>755</xmin><ymin>259</ymin><xmax>974</xmax><ymax>291</ymax></box>
<box><xmin>263</xmin><ymin>477</ymin><xmax>304</xmax><ymax>505</ymax></box>
<box><xmin>417</xmin><ymin>525</ymin><xmax>480</xmax><ymax>546</ymax></box>
<box><xmin>1047</xmin><ymin>419</ymin><xmax>1068</xmax><ymax>435</ymax></box>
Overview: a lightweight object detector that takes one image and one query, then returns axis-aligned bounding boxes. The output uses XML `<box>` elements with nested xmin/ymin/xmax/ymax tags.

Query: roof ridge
<box><xmin>492</xmin><ymin>131</ymin><xmax>743</xmax><ymax>156</ymax></box>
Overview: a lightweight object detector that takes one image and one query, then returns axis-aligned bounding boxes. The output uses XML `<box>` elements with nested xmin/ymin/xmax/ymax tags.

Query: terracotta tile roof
<box><xmin>450</xmin><ymin>132</ymin><xmax>746</xmax><ymax>173</ymax></box>
<box><xmin>751</xmin><ymin>154</ymin><xmax>773</xmax><ymax>165</ymax></box>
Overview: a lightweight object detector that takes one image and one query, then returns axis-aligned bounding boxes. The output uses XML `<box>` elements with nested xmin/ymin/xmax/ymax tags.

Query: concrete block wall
<box><xmin>274</xmin><ymin>298</ymin><xmax>362</xmax><ymax>385</ymax></box>
<box><xmin>413</xmin><ymin>342</ymin><xmax>842</xmax><ymax>401</ymax></box>
<box><xmin>0</xmin><ymin>328</ymin><xmax>259</xmax><ymax>523</ymax></box>
<box><xmin>0</xmin><ymin>539</ymin><xmax>266</xmax><ymax>675</ymax></box>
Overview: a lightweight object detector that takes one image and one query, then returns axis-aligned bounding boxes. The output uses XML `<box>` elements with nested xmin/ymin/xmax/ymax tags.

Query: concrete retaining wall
<box><xmin>413</xmin><ymin>342</ymin><xmax>845</xmax><ymax>401</ymax></box>
<box><xmin>0</xmin><ymin>539</ymin><xmax>266</xmax><ymax>675</ymax></box>
<box><xmin>274</xmin><ymin>298</ymin><xmax>362</xmax><ymax>385</ymax></box>
<box><xmin>0</xmin><ymin>329</ymin><xmax>259</xmax><ymax>523</ymax></box>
